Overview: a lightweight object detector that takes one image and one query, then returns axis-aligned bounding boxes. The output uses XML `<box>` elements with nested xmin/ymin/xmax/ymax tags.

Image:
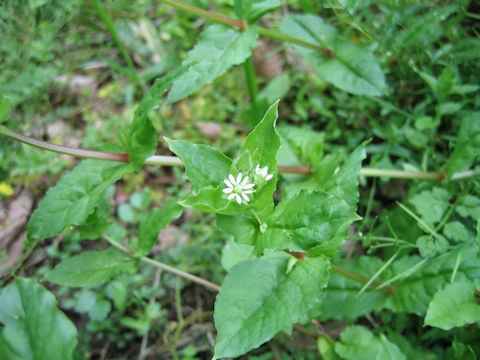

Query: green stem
<box><xmin>91</xmin><ymin>0</ymin><xmax>145</xmax><ymax>90</ymax></box>
<box><xmin>3</xmin><ymin>126</ymin><xmax>478</xmax><ymax>181</ymax></box>
<box><xmin>330</xmin><ymin>263</ymin><xmax>395</xmax><ymax>294</ymax></box>
<box><xmin>157</xmin><ymin>0</ymin><xmax>333</xmax><ymax>57</ymax></box>
<box><xmin>255</xmin><ymin>26</ymin><xmax>334</xmax><ymax>57</ymax></box>
<box><xmin>104</xmin><ymin>235</ymin><xmax>221</xmax><ymax>291</ymax></box>
<box><xmin>243</xmin><ymin>56</ymin><xmax>258</xmax><ymax>105</ymax></box>
<box><xmin>158</xmin><ymin>0</ymin><xmax>246</xmax><ymax>30</ymax></box>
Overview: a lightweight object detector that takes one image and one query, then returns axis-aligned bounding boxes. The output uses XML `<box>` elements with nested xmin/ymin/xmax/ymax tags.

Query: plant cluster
<box><xmin>0</xmin><ymin>0</ymin><xmax>479</xmax><ymax>359</ymax></box>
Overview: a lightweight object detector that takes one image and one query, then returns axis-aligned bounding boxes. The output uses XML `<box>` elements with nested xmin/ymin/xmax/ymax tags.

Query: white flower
<box><xmin>223</xmin><ymin>173</ymin><xmax>255</xmax><ymax>205</ymax></box>
<box><xmin>255</xmin><ymin>165</ymin><xmax>273</xmax><ymax>181</ymax></box>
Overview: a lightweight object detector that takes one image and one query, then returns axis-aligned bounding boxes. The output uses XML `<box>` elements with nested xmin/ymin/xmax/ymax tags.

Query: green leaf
<box><xmin>447</xmin><ymin>112</ymin><xmax>480</xmax><ymax>176</ymax></box>
<box><xmin>166</xmin><ymin>138</ymin><xmax>232</xmax><ymax>193</ymax></box>
<box><xmin>238</xmin><ymin>100</ymin><xmax>281</xmax><ymax>216</ymax></box>
<box><xmin>318</xmin><ymin>335</ymin><xmax>341</xmax><ymax>360</ymax></box>
<box><xmin>137</xmin><ymin>200</ymin><xmax>184</xmax><ymax>255</ymax></box>
<box><xmin>217</xmin><ymin>213</ymin><xmax>258</xmax><ymax>246</ymax></box>
<box><xmin>456</xmin><ymin>194</ymin><xmax>480</xmax><ymax>221</ymax></box>
<box><xmin>44</xmin><ymin>248</ymin><xmax>136</xmax><ymax>287</ymax></box>
<box><xmin>235</xmin><ymin>0</ymin><xmax>281</xmax><ymax>23</ymax></box>
<box><xmin>315</xmin><ymin>256</ymin><xmax>388</xmax><ymax>321</ymax></box>
<box><xmin>335</xmin><ymin>325</ymin><xmax>406</xmax><ymax>360</ymax></box>
<box><xmin>168</xmin><ymin>25</ymin><xmax>258</xmax><ymax>103</ymax></box>
<box><xmin>259</xmin><ymin>190</ymin><xmax>360</xmax><ymax>256</ymax></box>
<box><xmin>278</xmin><ymin>125</ymin><xmax>324</xmax><ymax>168</ymax></box>
<box><xmin>0</xmin><ymin>278</ymin><xmax>78</xmax><ymax>360</ymax></box>
<box><xmin>221</xmin><ymin>238</ymin><xmax>254</xmax><ymax>272</ymax></box>
<box><xmin>0</xmin><ymin>93</ymin><xmax>10</xmax><ymax>123</ymax></box>
<box><xmin>386</xmin><ymin>244</ymin><xmax>480</xmax><ymax>315</ymax></box>
<box><xmin>28</xmin><ymin>160</ymin><xmax>132</xmax><ymax>240</ymax></box>
<box><xmin>213</xmin><ymin>253</ymin><xmax>330</xmax><ymax>359</ymax></box>
<box><xmin>323</xmin><ymin>144</ymin><xmax>366</xmax><ymax>209</ymax></box>
<box><xmin>128</xmin><ymin>66</ymin><xmax>189</xmax><ymax>169</ymax></box>
<box><xmin>409</xmin><ymin>187</ymin><xmax>451</xmax><ymax>228</ymax></box>
<box><xmin>424</xmin><ymin>280</ymin><xmax>480</xmax><ymax>330</ymax></box>
<box><xmin>279</xmin><ymin>15</ymin><xmax>387</xmax><ymax>96</ymax></box>
<box><xmin>444</xmin><ymin>221</ymin><xmax>471</xmax><ymax>242</ymax></box>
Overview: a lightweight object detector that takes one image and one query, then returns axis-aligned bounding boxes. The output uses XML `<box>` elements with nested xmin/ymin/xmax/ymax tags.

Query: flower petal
<box><xmin>227</xmin><ymin>193</ymin><xmax>236</xmax><ymax>200</ymax></box>
<box><xmin>229</xmin><ymin>174</ymin><xmax>236</xmax><ymax>185</ymax></box>
<box><xmin>243</xmin><ymin>190</ymin><xmax>254</xmax><ymax>194</ymax></box>
<box><xmin>224</xmin><ymin>179</ymin><xmax>233</xmax><ymax>188</ymax></box>
<box><xmin>241</xmin><ymin>193</ymin><xmax>250</xmax><ymax>202</ymax></box>
<box><xmin>265</xmin><ymin>174</ymin><xmax>273</xmax><ymax>181</ymax></box>
<box><xmin>241</xmin><ymin>176</ymin><xmax>249</xmax><ymax>186</ymax></box>
<box><xmin>236</xmin><ymin>173</ymin><xmax>243</xmax><ymax>184</ymax></box>
<box><xmin>223</xmin><ymin>188</ymin><xmax>233</xmax><ymax>194</ymax></box>
<box><xmin>243</xmin><ymin>183</ymin><xmax>255</xmax><ymax>189</ymax></box>
<box><xmin>235</xmin><ymin>194</ymin><xmax>242</xmax><ymax>204</ymax></box>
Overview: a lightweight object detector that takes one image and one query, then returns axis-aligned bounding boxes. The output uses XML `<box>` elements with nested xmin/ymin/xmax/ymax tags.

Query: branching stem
<box><xmin>3</xmin><ymin>126</ymin><xmax>475</xmax><ymax>181</ymax></box>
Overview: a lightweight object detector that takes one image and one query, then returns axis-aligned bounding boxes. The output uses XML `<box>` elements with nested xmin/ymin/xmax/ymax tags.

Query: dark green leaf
<box><xmin>447</xmin><ymin>112</ymin><xmax>480</xmax><ymax>176</ymax></box>
<box><xmin>0</xmin><ymin>278</ymin><xmax>78</xmax><ymax>360</ymax></box>
<box><xmin>0</xmin><ymin>93</ymin><xmax>10</xmax><ymax>123</ymax></box>
<box><xmin>213</xmin><ymin>253</ymin><xmax>330</xmax><ymax>359</ymax></box>
<box><xmin>137</xmin><ymin>200</ymin><xmax>184</xmax><ymax>255</ymax></box>
<box><xmin>168</xmin><ymin>25</ymin><xmax>258</xmax><ymax>103</ymax></box>
<box><xmin>387</xmin><ymin>244</ymin><xmax>480</xmax><ymax>315</ymax></box>
<box><xmin>166</xmin><ymin>138</ymin><xmax>232</xmax><ymax>193</ymax></box>
<box><xmin>315</xmin><ymin>256</ymin><xmax>388</xmax><ymax>321</ymax></box>
<box><xmin>424</xmin><ymin>280</ymin><xmax>480</xmax><ymax>330</ymax></box>
<box><xmin>335</xmin><ymin>325</ymin><xmax>406</xmax><ymax>360</ymax></box>
<box><xmin>28</xmin><ymin>160</ymin><xmax>132</xmax><ymax>240</ymax></box>
<box><xmin>279</xmin><ymin>15</ymin><xmax>387</xmax><ymax>96</ymax></box>
<box><xmin>128</xmin><ymin>66</ymin><xmax>190</xmax><ymax>169</ymax></box>
<box><xmin>44</xmin><ymin>248</ymin><xmax>136</xmax><ymax>287</ymax></box>
<box><xmin>259</xmin><ymin>190</ymin><xmax>360</xmax><ymax>256</ymax></box>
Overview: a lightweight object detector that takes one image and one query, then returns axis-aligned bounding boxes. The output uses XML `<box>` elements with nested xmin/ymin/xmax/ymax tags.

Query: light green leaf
<box><xmin>128</xmin><ymin>66</ymin><xmax>189</xmax><ymax>169</ymax></box>
<box><xmin>44</xmin><ymin>248</ymin><xmax>136</xmax><ymax>287</ymax></box>
<box><xmin>213</xmin><ymin>254</ymin><xmax>330</xmax><ymax>359</ymax></box>
<box><xmin>221</xmin><ymin>239</ymin><xmax>254</xmax><ymax>272</ymax></box>
<box><xmin>447</xmin><ymin>112</ymin><xmax>480</xmax><ymax>176</ymax></box>
<box><xmin>217</xmin><ymin>213</ymin><xmax>258</xmax><ymax>246</ymax></box>
<box><xmin>335</xmin><ymin>325</ymin><xmax>406</xmax><ymax>360</ymax></box>
<box><xmin>315</xmin><ymin>256</ymin><xmax>388</xmax><ymax>321</ymax></box>
<box><xmin>28</xmin><ymin>160</ymin><xmax>132</xmax><ymax>240</ymax></box>
<box><xmin>409</xmin><ymin>187</ymin><xmax>451</xmax><ymax>228</ymax></box>
<box><xmin>444</xmin><ymin>221</ymin><xmax>471</xmax><ymax>242</ymax></box>
<box><xmin>238</xmin><ymin>100</ymin><xmax>281</xmax><ymax>216</ymax></box>
<box><xmin>259</xmin><ymin>190</ymin><xmax>360</xmax><ymax>256</ymax></box>
<box><xmin>386</xmin><ymin>244</ymin><xmax>480</xmax><ymax>315</ymax></box>
<box><xmin>456</xmin><ymin>194</ymin><xmax>480</xmax><ymax>220</ymax></box>
<box><xmin>168</xmin><ymin>25</ymin><xmax>258</xmax><ymax>103</ymax></box>
<box><xmin>166</xmin><ymin>138</ymin><xmax>232</xmax><ymax>193</ymax></box>
<box><xmin>278</xmin><ymin>124</ymin><xmax>324</xmax><ymax>168</ymax></box>
<box><xmin>317</xmin><ymin>335</ymin><xmax>341</xmax><ymax>360</ymax></box>
<box><xmin>137</xmin><ymin>199</ymin><xmax>183</xmax><ymax>255</ymax></box>
<box><xmin>279</xmin><ymin>15</ymin><xmax>387</xmax><ymax>96</ymax></box>
<box><xmin>425</xmin><ymin>280</ymin><xmax>480</xmax><ymax>330</ymax></box>
<box><xmin>0</xmin><ymin>278</ymin><xmax>78</xmax><ymax>360</ymax></box>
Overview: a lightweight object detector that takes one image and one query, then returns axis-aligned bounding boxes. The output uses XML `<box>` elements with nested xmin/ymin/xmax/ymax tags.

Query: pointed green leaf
<box><xmin>0</xmin><ymin>278</ymin><xmax>78</xmax><ymax>360</ymax></box>
<box><xmin>128</xmin><ymin>66</ymin><xmax>190</xmax><ymax>169</ymax></box>
<box><xmin>258</xmin><ymin>190</ymin><xmax>360</xmax><ymax>256</ymax></box>
<box><xmin>213</xmin><ymin>254</ymin><xmax>330</xmax><ymax>359</ymax></box>
<box><xmin>168</xmin><ymin>25</ymin><xmax>258</xmax><ymax>103</ymax></box>
<box><xmin>335</xmin><ymin>325</ymin><xmax>406</xmax><ymax>360</ymax></box>
<box><xmin>217</xmin><ymin>213</ymin><xmax>258</xmax><ymax>246</ymax></box>
<box><xmin>137</xmin><ymin>200</ymin><xmax>184</xmax><ymax>255</ymax></box>
<box><xmin>238</xmin><ymin>101</ymin><xmax>281</xmax><ymax>216</ymax></box>
<box><xmin>44</xmin><ymin>249</ymin><xmax>136</xmax><ymax>287</ymax></box>
<box><xmin>425</xmin><ymin>280</ymin><xmax>480</xmax><ymax>330</ymax></box>
<box><xmin>280</xmin><ymin>15</ymin><xmax>387</xmax><ymax>96</ymax></box>
<box><xmin>166</xmin><ymin>138</ymin><xmax>232</xmax><ymax>193</ymax></box>
<box><xmin>28</xmin><ymin>160</ymin><xmax>132</xmax><ymax>239</ymax></box>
